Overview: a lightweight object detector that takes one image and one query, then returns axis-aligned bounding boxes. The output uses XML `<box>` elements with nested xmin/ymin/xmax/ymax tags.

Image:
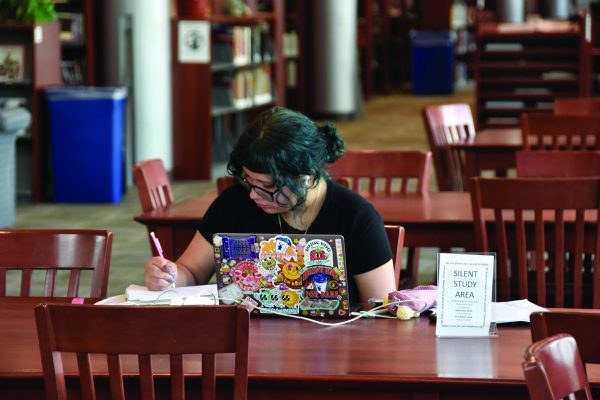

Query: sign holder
<box><xmin>435</xmin><ymin>252</ymin><xmax>496</xmax><ymax>338</ymax></box>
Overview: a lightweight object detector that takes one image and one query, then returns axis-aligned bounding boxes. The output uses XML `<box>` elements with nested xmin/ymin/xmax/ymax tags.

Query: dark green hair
<box><xmin>227</xmin><ymin>107</ymin><xmax>345</xmax><ymax>209</ymax></box>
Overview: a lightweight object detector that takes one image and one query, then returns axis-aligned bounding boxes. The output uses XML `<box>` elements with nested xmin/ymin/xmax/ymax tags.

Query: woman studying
<box><xmin>144</xmin><ymin>107</ymin><xmax>396</xmax><ymax>305</ymax></box>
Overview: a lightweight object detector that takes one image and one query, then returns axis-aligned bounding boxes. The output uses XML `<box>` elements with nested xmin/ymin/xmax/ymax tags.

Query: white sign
<box><xmin>178</xmin><ymin>20</ymin><xmax>210</xmax><ymax>63</ymax></box>
<box><xmin>436</xmin><ymin>253</ymin><xmax>495</xmax><ymax>338</ymax></box>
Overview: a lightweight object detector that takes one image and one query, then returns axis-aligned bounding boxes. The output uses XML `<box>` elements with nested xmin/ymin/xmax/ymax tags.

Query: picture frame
<box><xmin>0</xmin><ymin>45</ymin><xmax>25</xmax><ymax>83</ymax></box>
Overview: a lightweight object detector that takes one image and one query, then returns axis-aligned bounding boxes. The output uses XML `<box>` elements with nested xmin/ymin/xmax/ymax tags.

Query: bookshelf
<box><xmin>171</xmin><ymin>0</ymin><xmax>285</xmax><ymax>180</ymax></box>
<box><xmin>474</xmin><ymin>15</ymin><xmax>592</xmax><ymax>129</ymax></box>
<box><xmin>0</xmin><ymin>22</ymin><xmax>61</xmax><ymax>202</ymax></box>
<box><xmin>284</xmin><ymin>0</ymin><xmax>306</xmax><ymax>112</ymax></box>
<box><xmin>51</xmin><ymin>0</ymin><xmax>95</xmax><ymax>85</ymax></box>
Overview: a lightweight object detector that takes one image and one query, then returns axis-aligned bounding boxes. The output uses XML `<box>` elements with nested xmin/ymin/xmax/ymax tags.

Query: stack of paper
<box><xmin>124</xmin><ymin>284</ymin><xmax>219</xmax><ymax>305</ymax></box>
<box><xmin>491</xmin><ymin>299</ymin><xmax>548</xmax><ymax>324</ymax></box>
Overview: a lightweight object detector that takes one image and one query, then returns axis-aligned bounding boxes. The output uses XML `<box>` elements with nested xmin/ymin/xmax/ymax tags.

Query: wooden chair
<box><xmin>133</xmin><ymin>159</ymin><xmax>175</xmax><ymax>257</ymax></box>
<box><xmin>133</xmin><ymin>159</ymin><xmax>174</xmax><ymax>213</ymax></box>
<box><xmin>0</xmin><ymin>229</ymin><xmax>112</xmax><ymax>298</ymax></box>
<box><xmin>385</xmin><ymin>225</ymin><xmax>405</xmax><ymax>290</ymax></box>
<box><xmin>327</xmin><ymin>150</ymin><xmax>429</xmax><ymax>285</ymax></box>
<box><xmin>516</xmin><ymin>150</ymin><xmax>600</xmax><ymax>178</ymax></box>
<box><xmin>523</xmin><ymin>333</ymin><xmax>592</xmax><ymax>400</ymax></box>
<box><xmin>530</xmin><ymin>310</ymin><xmax>600</xmax><ymax>366</ymax></box>
<box><xmin>35</xmin><ymin>303</ymin><xmax>250</xmax><ymax>400</ymax></box>
<box><xmin>470</xmin><ymin>176</ymin><xmax>600</xmax><ymax>308</ymax></box>
<box><xmin>327</xmin><ymin>150</ymin><xmax>432</xmax><ymax>195</ymax></box>
<box><xmin>554</xmin><ymin>97</ymin><xmax>600</xmax><ymax>116</ymax></box>
<box><xmin>521</xmin><ymin>113</ymin><xmax>600</xmax><ymax>150</ymax></box>
<box><xmin>216</xmin><ymin>176</ymin><xmax>406</xmax><ymax>289</ymax></box>
<box><xmin>421</xmin><ymin>103</ymin><xmax>475</xmax><ymax>191</ymax></box>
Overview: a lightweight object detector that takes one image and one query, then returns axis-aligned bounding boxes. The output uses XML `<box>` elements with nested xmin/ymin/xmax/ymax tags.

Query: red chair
<box><xmin>523</xmin><ymin>333</ymin><xmax>592</xmax><ymax>400</ymax></box>
<box><xmin>554</xmin><ymin>97</ymin><xmax>600</xmax><ymax>116</ymax></box>
<box><xmin>421</xmin><ymin>103</ymin><xmax>475</xmax><ymax>191</ymax></box>
<box><xmin>0</xmin><ymin>229</ymin><xmax>112</xmax><ymax>298</ymax></box>
<box><xmin>133</xmin><ymin>159</ymin><xmax>174</xmax><ymax>213</ymax></box>
<box><xmin>530</xmin><ymin>310</ymin><xmax>600</xmax><ymax>366</ymax></box>
<box><xmin>35</xmin><ymin>304</ymin><xmax>250</xmax><ymax>400</ymax></box>
<box><xmin>516</xmin><ymin>150</ymin><xmax>600</xmax><ymax>178</ymax></box>
<box><xmin>327</xmin><ymin>150</ymin><xmax>432</xmax><ymax>195</ymax></box>
<box><xmin>470</xmin><ymin>176</ymin><xmax>600</xmax><ymax>308</ymax></box>
<box><xmin>521</xmin><ymin>113</ymin><xmax>600</xmax><ymax>150</ymax></box>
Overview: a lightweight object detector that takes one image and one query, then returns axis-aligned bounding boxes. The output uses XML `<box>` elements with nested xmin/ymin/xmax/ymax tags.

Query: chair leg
<box><xmin>405</xmin><ymin>247</ymin><xmax>420</xmax><ymax>287</ymax></box>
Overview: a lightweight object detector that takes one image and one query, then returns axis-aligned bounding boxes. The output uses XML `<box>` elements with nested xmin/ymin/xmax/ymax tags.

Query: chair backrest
<box><xmin>385</xmin><ymin>225</ymin><xmax>405</xmax><ymax>290</ymax></box>
<box><xmin>35</xmin><ymin>304</ymin><xmax>250</xmax><ymax>400</ymax></box>
<box><xmin>421</xmin><ymin>103</ymin><xmax>476</xmax><ymax>191</ymax></box>
<box><xmin>216</xmin><ymin>176</ymin><xmax>404</xmax><ymax>289</ymax></box>
<box><xmin>133</xmin><ymin>159</ymin><xmax>174</xmax><ymax>212</ymax></box>
<box><xmin>523</xmin><ymin>333</ymin><xmax>592</xmax><ymax>400</ymax></box>
<box><xmin>216</xmin><ymin>176</ymin><xmax>351</xmax><ymax>194</ymax></box>
<box><xmin>327</xmin><ymin>150</ymin><xmax>432</xmax><ymax>195</ymax></box>
<box><xmin>0</xmin><ymin>229</ymin><xmax>112</xmax><ymax>298</ymax></box>
<box><xmin>470</xmin><ymin>177</ymin><xmax>600</xmax><ymax>307</ymax></box>
<box><xmin>530</xmin><ymin>310</ymin><xmax>600</xmax><ymax>365</ymax></box>
<box><xmin>516</xmin><ymin>150</ymin><xmax>600</xmax><ymax>177</ymax></box>
<box><xmin>554</xmin><ymin>97</ymin><xmax>600</xmax><ymax>116</ymax></box>
<box><xmin>521</xmin><ymin>113</ymin><xmax>600</xmax><ymax>150</ymax></box>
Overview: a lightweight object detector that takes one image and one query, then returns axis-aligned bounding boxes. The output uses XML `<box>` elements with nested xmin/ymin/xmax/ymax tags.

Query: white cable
<box><xmin>220</xmin><ymin>297</ymin><xmax>430</xmax><ymax>327</ymax></box>
<box><xmin>140</xmin><ymin>291</ymin><xmax>430</xmax><ymax>327</ymax></box>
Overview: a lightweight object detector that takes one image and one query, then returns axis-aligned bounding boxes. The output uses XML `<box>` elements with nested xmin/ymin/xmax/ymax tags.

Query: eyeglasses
<box><xmin>236</xmin><ymin>176</ymin><xmax>291</xmax><ymax>206</ymax></box>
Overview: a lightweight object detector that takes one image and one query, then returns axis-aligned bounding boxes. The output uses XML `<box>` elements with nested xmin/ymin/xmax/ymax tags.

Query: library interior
<box><xmin>3</xmin><ymin>0</ymin><xmax>600</xmax><ymax>398</ymax></box>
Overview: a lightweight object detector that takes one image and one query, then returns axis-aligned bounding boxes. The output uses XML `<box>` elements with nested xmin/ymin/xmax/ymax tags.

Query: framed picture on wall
<box><xmin>0</xmin><ymin>45</ymin><xmax>25</xmax><ymax>83</ymax></box>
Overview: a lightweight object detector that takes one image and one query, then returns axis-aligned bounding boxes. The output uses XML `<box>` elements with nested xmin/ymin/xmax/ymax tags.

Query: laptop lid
<box><xmin>212</xmin><ymin>233</ymin><xmax>350</xmax><ymax>318</ymax></box>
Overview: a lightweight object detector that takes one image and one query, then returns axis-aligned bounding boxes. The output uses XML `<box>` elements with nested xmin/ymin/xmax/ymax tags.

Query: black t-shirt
<box><xmin>198</xmin><ymin>180</ymin><xmax>392</xmax><ymax>304</ymax></box>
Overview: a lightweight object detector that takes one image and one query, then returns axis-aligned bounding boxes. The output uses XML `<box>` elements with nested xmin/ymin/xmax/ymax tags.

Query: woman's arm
<box><xmin>144</xmin><ymin>232</ymin><xmax>215</xmax><ymax>290</ymax></box>
<box><xmin>353</xmin><ymin>260</ymin><xmax>396</xmax><ymax>305</ymax></box>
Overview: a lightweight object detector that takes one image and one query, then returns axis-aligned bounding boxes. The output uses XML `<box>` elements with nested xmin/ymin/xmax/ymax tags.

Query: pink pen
<box><xmin>150</xmin><ymin>232</ymin><xmax>175</xmax><ymax>288</ymax></box>
<box><xmin>150</xmin><ymin>231</ymin><xmax>164</xmax><ymax>259</ymax></box>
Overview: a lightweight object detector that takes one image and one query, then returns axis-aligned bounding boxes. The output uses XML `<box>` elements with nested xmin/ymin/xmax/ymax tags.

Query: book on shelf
<box><xmin>58</xmin><ymin>12</ymin><xmax>84</xmax><ymax>43</ymax></box>
<box><xmin>60</xmin><ymin>60</ymin><xmax>84</xmax><ymax>85</ymax></box>
<box><xmin>213</xmin><ymin>24</ymin><xmax>274</xmax><ymax>67</ymax></box>
<box><xmin>283</xmin><ymin>31</ymin><xmax>299</xmax><ymax>58</ymax></box>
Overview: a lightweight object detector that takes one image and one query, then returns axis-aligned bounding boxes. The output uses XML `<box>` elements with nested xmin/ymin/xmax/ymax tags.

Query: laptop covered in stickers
<box><xmin>212</xmin><ymin>233</ymin><xmax>351</xmax><ymax>318</ymax></box>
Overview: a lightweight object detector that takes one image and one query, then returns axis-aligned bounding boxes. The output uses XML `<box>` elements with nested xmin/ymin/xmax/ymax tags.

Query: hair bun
<box><xmin>319</xmin><ymin>122</ymin><xmax>346</xmax><ymax>164</ymax></box>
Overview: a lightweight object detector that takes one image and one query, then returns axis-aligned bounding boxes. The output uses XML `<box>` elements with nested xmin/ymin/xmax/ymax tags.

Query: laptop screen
<box><xmin>212</xmin><ymin>233</ymin><xmax>351</xmax><ymax>318</ymax></box>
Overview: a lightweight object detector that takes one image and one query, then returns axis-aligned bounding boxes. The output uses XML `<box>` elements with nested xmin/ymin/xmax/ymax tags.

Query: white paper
<box><xmin>124</xmin><ymin>284</ymin><xmax>218</xmax><ymax>305</ymax></box>
<box><xmin>178</xmin><ymin>20</ymin><xmax>210</xmax><ymax>63</ymax></box>
<box><xmin>436</xmin><ymin>253</ymin><xmax>495</xmax><ymax>337</ymax></box>
<box><xmin>491</xmin><ymin>299</ymin><xmax>548</xmax><ymax>324</ymax></box>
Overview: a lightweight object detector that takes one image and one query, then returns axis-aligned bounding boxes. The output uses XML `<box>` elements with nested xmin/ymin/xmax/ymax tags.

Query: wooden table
<box><xmin>134</xmin><ymin>191</ymin><xmax>476</xmax><ymax>260</ymax></box>
<box><xmin>3</xmin><ymin>298</ymin><xmax>600</xmax><ymax>399</ymax></box>
<box><xmin>449</xmin><ymin>128</ymin><xmax>522</xmax><ymax>190</ymax></box>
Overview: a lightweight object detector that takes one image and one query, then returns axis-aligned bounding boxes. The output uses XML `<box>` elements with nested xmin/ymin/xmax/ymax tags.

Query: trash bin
<box><xmin>46</xmin><ymin>87</ymin><xmax>127</xmax><ymax>203</ymax></box>
<box><xmin>0</xmin><ymin>107</ymin><xmax>31</xmax><ymax>227</ymax></box>
<box><xmin>410</xmin><ymin>31</ymin><xmax>456</xmax><ymax>95</ymax></box>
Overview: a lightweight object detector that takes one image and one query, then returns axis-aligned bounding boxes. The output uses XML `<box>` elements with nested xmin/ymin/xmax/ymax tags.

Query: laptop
<box><xmin>212</xmin><ymin>233</ymin><xmax>351</xmax><ymax>318</ymax></box>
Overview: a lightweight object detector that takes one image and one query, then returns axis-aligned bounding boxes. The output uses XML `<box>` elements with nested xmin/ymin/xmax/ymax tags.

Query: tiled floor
<box><xmin>14</xmin><ymin>86</ymin><xmax>475</xmax><ymax>297</ymax></box>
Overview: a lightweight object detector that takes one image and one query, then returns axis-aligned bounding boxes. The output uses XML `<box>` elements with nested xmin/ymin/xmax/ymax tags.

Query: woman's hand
<box><xmin>144</xmin><ymin>256</ymin><xmax>177</xmax><ymax>290</ymax></box>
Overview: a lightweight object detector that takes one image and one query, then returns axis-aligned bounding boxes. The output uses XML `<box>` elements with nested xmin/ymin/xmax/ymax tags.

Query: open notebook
<box><xmin>212</xmin><ymin>233</ymin><xmax>351</xmax><ymax>318</ymax></box>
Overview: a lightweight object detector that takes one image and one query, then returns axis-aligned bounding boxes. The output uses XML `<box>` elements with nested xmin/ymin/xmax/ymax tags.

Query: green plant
<box><xmin>0</xmin><ymin>0</ymin><xmax>58</xmax><ymax>23</ymax></box>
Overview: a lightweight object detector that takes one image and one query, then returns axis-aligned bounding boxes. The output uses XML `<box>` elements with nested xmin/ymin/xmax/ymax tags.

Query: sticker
<box><xmin>218</xmin><ymin>283</ymin><xmax>243</xmax><ymax>304</ymax></box>
<box><xmin>304</xmin><ymin>239</ymin><xmax>333</xmax><ymax>267</ymax></box>
<box><xmin>231</xmin><ymin>260</ymin><xmax>263</xmax><ymax>291</ymax></box>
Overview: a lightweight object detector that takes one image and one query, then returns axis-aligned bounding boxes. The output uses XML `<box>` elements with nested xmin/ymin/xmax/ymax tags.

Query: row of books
<box><xmin>213</xmin><ymin>65</ymin><xmax>273</xmax><ymax>110</ymax></box>
<box><xmin>60</xmin><ymin>60</ymin><xmax>85</xmax><ymax>85</ymax></box>
<box><xmin>212</xmin><ymin>24</ymin><xmax>274</xmax><ymax>66</ymax></box>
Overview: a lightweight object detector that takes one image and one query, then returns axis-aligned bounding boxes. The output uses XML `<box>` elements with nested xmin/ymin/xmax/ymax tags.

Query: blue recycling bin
<box><xmin>410</xmin><ymin>31</ymin><xmax>455</xmax><ymax>95</ymax></box>
<box><xmin>46</xmin><ymin>87</ymin><xmax>127</xmax><ymax>203</ymax></box>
